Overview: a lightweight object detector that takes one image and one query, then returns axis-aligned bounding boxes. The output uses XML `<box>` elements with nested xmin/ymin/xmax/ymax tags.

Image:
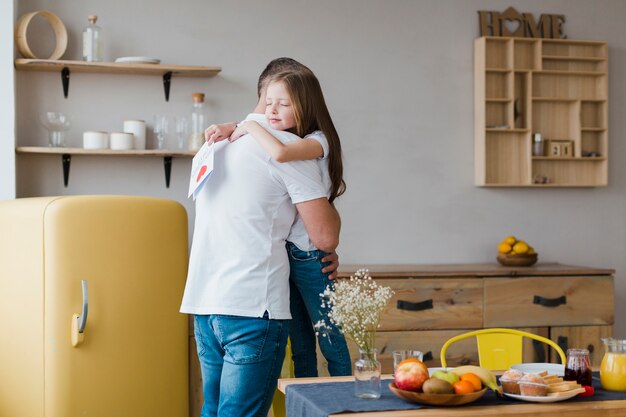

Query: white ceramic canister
<box><xmin>83</xmin><ymin>131</ymin><xmax>108</xmax><ymax>149</ymax></box>
<box><xmin>109</xmin><ymin>132</ymin><xmax>134</xmax><ymax>150</ymax></box>
<box><xmin>123</xmin><ymin>119</ymin><xmax>146</xmax><ymax>149</ymax></box>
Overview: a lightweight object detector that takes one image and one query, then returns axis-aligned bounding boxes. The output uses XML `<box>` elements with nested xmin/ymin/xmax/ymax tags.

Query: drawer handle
<box><xmin>533</xmin><ymin>295</ymin><xmax>566</xmax><ymax>307</ymax></box>
<box><xmin>397</xmin><ymin>299</ymin><xmax>433</xmax><ymax>311</ymax></box>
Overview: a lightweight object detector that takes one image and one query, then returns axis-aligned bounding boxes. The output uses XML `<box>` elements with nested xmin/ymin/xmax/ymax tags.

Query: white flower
<box><xmin>315</xmin><ymin>269</ymin><xmax>394</xmax><ymax>353</ymax></box>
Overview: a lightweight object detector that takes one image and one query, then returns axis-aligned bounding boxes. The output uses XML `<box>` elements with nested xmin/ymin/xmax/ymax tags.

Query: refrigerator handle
<box><xmin>71</xmin><ymin>279</ymin><xmax>89</xmax><ymax>347</ymax></box>
<box><xmin>79</xmin><ymin>279</ymin><xmax>88</xmax><ymax>333</ymax></box>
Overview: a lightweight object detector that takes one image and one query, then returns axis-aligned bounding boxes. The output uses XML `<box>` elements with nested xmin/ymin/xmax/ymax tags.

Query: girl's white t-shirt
<box><xmin>287</xmin><ymin>130</ymin><xmax>332</xmax><ymax>251</ymax></box>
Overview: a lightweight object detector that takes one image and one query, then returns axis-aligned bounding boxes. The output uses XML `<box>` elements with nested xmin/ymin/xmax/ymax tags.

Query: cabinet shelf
<box><xmin>15</xmin><ymin>59</ymin><xmax>221</xmax><ymax>100</ymax></box>
<box><xmin>535</xmin><ymin>70</ymin><xmax>607</xmax><ymax>76</ymax></box>
<box><xmin>532</xmin><ymin>156</ymin><xmax>607</xmax><ymax>161</ymax></box>
<box><xmin>486</xmin><ymin>128</ymin><xmax>529</xmax><ymax>133</ymax></box>
<box><xmin>475</xmin><ymin>36</ymin><xmax>608</xmax><ymax>187</ymax></box>
<box><xmin>16</xmin><ymin>146</ymin><xmax>194</xmax><ymax>187</ymax></box>
<box><xmin>543</xmin><ymin>55</ymin><xmax>606</xmax><ymax>62</ymax></box>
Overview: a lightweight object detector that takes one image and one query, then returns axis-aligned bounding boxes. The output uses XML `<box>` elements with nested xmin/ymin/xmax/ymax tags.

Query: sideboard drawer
<box><xmin>484</xmin><ymin>276</ymin><xmax>614</xmax><ymax>327</ymax></box>
<box><xmin>378</xmin><ymin>278</ymin><xmax>483</xmax><ymax>331</ymax></box>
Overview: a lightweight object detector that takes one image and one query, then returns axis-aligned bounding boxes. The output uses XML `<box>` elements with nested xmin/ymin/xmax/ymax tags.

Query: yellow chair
<box><xmin>440</xmin><ymin>328</ymin><xmax>566</xmax><ymax>370</ymax></box>
<box><xmin>270</xmin><ymin>338</ymin><xmax>295</xmax><ymax>417</ymax></box>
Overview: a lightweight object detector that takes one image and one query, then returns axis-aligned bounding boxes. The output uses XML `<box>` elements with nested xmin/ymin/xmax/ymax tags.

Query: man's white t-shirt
<box><xmin>287</xmin><ymin>130</ymin><xmax>332</xmax><ymax>251</ymax></box>
<box><xmin>180</xmin><ymin>114</ymin><xmax>326</xmax><ymax>319</ymax></box>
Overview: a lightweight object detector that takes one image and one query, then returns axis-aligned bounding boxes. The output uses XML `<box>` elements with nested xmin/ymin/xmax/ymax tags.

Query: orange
<box><xmin>513</xmin><ymin>241</ymin><xmax>529</xmax><ymax>254</ymax></box>
<box><xmin>452</xmin><ymin>380</ymin><xmax>475</xmax><ymax>395</ymax></box>
<box><xmin>504</xmin><ymin>236</ymin><xmax>517</xmax><ymax>245</ymax></box>
<box><xmin>460</xmin><ymin>373</ymin><xmax>482</xmax><ymax>391</ymax></box>
<box><xmin>497</xmin><ymin>242</ymin><xmax>511</xmax><ymax>254</ymax></box>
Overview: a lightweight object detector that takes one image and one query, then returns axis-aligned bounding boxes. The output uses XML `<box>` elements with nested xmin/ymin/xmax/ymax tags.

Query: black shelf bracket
<box><xmin>163</xmin><ymin>71</ymin><xmax>172</xmax><ymax>101</ymax></box>
<box><xmin>163</xmin><ymin>156</ymin><xmax>172</xmax><ymax>188</ymax></box>
<box><xmin>61</xmin><ymin>67</ymin><xmax>70</xmax><ymax>98</ymax></box>
<box><xmin>62</xmin><ymin>153</ymin><xmax>71</xmax><ymax>187</ymax></box>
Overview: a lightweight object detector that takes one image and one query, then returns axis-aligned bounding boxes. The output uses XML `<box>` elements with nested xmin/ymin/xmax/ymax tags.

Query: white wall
<box><xmin>14</xmin><ymin>0</ymin><xmax>626</xmax><ymax>336</ymax></box>
<box><xmin>0</xmin><ymin>0</ymin><xmax>15</xmax><ymax>200</ymax></box>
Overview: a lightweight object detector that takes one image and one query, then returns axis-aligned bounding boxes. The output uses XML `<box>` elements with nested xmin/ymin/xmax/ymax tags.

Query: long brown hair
<box><xmin>267</xmin><ymin>70</ymin><xmax>346</xmax><ymax>203</ymax></box>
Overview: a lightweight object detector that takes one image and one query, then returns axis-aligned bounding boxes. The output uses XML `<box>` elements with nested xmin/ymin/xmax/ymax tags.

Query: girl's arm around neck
<box><xmin>243</xmin><ymin>121</ymin><xmax>324</xmax><ymax>163</ymax></box>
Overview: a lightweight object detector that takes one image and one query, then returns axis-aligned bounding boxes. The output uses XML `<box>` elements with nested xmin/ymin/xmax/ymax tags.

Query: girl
<box><xmin>231</xmin><ymin>69</ymin><xmax>351</xmax><ymax>377</ymax></box>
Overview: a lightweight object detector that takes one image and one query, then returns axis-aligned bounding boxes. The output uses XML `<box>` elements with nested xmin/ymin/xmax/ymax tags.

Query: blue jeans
<box><xmin>287</xmin><ymin>242</ymin><xmax>352</xmax><ymax>377</ymax></box>
<box><xmin>193</xmin><ymin>313</ymin><xmax>289</xmax><ymax>417</ymax></box>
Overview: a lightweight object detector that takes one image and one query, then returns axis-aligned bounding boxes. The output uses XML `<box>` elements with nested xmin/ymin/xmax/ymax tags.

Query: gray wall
<box><xmin>13</xmin><ymin>0</ymin><xmax>626</xmax><ymax>336</ymax></box>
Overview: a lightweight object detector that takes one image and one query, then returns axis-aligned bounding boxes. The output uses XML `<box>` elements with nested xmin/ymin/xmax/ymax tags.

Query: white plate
<box><xmin>510</xmin><ymin>363</ymin><xmax>565</xmax><ymax>376</ymax></box>
<box><xmin>115</xmin><ymin>56</ymin><xmax>161</xmax><ymax>64</ymax></box>
<box><xmin>504</xmin><ymin>391</ymin><xmax>579</xmax><ymax>403</ymax></box>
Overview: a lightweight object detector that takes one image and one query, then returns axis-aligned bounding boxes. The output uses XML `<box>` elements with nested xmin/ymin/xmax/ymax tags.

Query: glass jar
<box><xmin>564</xmin><ymin>348</ymin><xmax>592</xmax><ymax>386</ymax></box>
<box><xmin>600</xmin><ymin>338</ymin><xmax>626</xmax><ymax>391</ymax></box>
<box><xmin>354</xmin><ymin>348</ymin><xmax>381</xmax><ymax>399</ymax></box>
<box><xmin>82</xmin><ymin>15</ymin><xmax>103</xmax><ymax>62</ymax></box>
<box><xmin>188</xmin><ymin>93</ymin><xmax>208</xmax><ymax>151</ymax></box>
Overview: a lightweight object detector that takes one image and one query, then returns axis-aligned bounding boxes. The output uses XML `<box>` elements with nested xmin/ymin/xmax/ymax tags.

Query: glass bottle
<box><xmin>354</xmin><ymin>348</ymin><xmax>381</xmax><ymax>399</ymax></box>
<box><xmin>564</xmin><ymin>348</ymin><xmax>592</xmax><ymax>386</ymax></box>
<box><xmin>82</xmin><ymin>15</ymin><xmax>103</xmax><ymax>62</ymax></box>
<box><xmin>188</xmin><ymin>93</ymin><xmax>208</xmax><ymax>151</ymax></box>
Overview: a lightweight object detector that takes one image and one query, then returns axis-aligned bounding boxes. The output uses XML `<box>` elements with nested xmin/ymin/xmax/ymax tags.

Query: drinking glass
<box><xmin>40</xmin><ymin>112</ymin><xmax>71</xmax><ymax>147</ymax></box>
<box><xmin>393</xmin><ymin>350</ymin><xmax>424</xmax><ymax>373</ymax></box>
<box><xmin>175</xmin><ymin>116</ymin><xmax>189</xmax><ymax>150</ymax></box>
<box><xmin>154</xmin><ymin>115</ymin><xmax>169</xmax><ymax>150</ymax></box>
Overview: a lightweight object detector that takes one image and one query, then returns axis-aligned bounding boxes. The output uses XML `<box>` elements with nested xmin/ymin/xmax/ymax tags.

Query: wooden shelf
<box><xmin>486</xmin><ymin>128</ymin><xmax>529</xmax><ymax>133</ymax></box>
<box><xmin>15</xmin><ymin>59</ymin><xmax>221</xmax><ymax>77</ymax></box>
<box><xmin>16</xmin><ymin>146</ymin><xmax>195</xmax><ymax>157</ymax></box>
<box><xmin>475</xmin><ymin>36</ymin><xmax>608</xmax><ymax>187</ymax></box>
<box><xmin>543</xmin><ymin>55</ymin><xmax>606</xmax><ymax>62</ymax></box>
<box><xmin>16</xmin><ymin>146</ymin><xmax>195</xmax><ymax>187</ymax></box>
<box><xmin>486</xmin><ymin>98</ymin><xmax>512</xmax><ymax>103</ymax></box>
<box><xmin>532</xmin><ymin>156</ymin><xmax>607</xmax><ymax>161</ymax></box>
<box><xmin>535</xmin><ymin>70</ymin><xmax>607</xmax><ymax>76</ymax></box>
<box><xmin>14</xmin><ymin>59</ymin><xmax>221</xmax><ymax>101</ymax></box>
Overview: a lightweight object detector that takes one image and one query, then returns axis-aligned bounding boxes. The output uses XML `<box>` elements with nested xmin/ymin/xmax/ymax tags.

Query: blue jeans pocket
<box><xmin>193</xmin><ymin>315</ymin><xmax>207</xmax><ymax>357</ymax></box>
<box><xmin>216</xmin><ymin>315</ymin><xmax>270</xmax><ymax>364</ymax></box>
<box><xmin>287</xmin><ymin>242</ymin><xmax>329</xmax><ymax>264</ymax></box>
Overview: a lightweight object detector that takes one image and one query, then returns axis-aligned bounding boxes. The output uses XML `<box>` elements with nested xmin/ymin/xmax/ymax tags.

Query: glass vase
<box><xmin>354</xmin><ymin>348</ymin><xmax>381</xmax><ymax>399</ymax></box>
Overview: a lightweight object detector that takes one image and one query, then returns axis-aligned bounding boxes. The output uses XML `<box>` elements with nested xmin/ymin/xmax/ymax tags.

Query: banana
<box><xmin>450</xmin><ymin>365</ymin><xmax>502</xmax><ymax>394</ymax></box>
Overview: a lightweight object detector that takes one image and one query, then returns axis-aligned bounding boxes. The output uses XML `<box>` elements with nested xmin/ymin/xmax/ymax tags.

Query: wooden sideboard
<box><xmin>318</xmin><ymin>263</ymin><xmax>615</xmax><ymax>376</ymax></box>
<box><xmin>188</xmin><ymin>263</ymin><xmax>615</xmax><ymax>415</ymax></box>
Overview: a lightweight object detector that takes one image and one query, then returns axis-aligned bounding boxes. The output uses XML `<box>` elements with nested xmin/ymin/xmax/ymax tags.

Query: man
<box><xmin>180</xmin><ymin>59</ymin><xmax>340</xmax><ymax>417</ymax></box>
<box><xmin>206</xmin><ymin>58</ymin><xmax>340</xmax><ymax>277</ymax></box>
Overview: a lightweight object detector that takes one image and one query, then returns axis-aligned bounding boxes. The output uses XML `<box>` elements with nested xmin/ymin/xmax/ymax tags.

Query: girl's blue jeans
<box><xmin>287</xmin><ymin>241</ymin><xmax>352</xmax><ymax>377</ymax></box>
<box><xmin>193</xmin><ymin>313</ymin><xmax>288</xmax><ymax>417</ymax></box>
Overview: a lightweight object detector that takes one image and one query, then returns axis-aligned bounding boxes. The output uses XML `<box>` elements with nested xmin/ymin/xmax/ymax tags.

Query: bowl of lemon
<box><xmin>497</xmin><ymin>236</ymin><xmax>538</xmax><ymax>267</ymax></box>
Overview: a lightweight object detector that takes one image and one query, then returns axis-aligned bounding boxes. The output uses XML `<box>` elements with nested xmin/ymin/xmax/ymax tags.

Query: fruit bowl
<box><xmin>497</xmin><ymin>253</ymin><xmax>538</xmax><ymax>267</ymax></box>
<box><xmin>389</xmin><ymin>383</ymin><xmax>487</xmax><ymax>406</ymax></box>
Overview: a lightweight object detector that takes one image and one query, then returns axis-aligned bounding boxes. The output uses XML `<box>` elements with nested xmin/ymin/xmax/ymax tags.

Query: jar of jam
<box><xmin>564</xmin><ymin>348</ymin><xmax>592</xmax><ymax>386</ymax></box>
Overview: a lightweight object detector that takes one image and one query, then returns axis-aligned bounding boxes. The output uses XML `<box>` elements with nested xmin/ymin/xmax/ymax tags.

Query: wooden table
<box><xmin>278</xmin><ymin>376</ymin><xmax>626</xmax><ymax>417</ymax></box>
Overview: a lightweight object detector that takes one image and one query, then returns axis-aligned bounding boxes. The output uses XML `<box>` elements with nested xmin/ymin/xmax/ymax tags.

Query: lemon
<box><xmin>498</xmin><ymin>242</ymin><xmax>512</xmax><ymax>254</ymax></box>
<box><xmin>527</xmin><ymin>246</ymin><xmax>535</xmax><ymax>255</ymax></box>
<box><xmin>504</xmin><ymin>236</ymin><xmax>517</xmax><ymax>245</ymax></box>
<box><xmin>513</xmin><ymin>241</ymin><xmax>529</xmax><ymax>254</ymax></box>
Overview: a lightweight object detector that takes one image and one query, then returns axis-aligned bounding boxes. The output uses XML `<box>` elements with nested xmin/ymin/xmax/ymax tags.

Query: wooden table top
<box><xmin>278</xmin><ymin>375</ymin><xmax>626</xmax><ymax>417</ymax></box>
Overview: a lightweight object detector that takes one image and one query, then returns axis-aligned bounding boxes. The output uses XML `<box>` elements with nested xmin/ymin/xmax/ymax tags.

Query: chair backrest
<box><xmin>440</xmin><ymin>328</ymin><xmax>566</xmax><ymax>370</ymax></box>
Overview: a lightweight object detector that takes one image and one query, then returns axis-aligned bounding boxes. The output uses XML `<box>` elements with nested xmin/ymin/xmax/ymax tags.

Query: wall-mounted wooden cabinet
<box><xmin>474</xmin><ymin>37</ymin><xmax>608</xmax><ymax>187</ymax></box>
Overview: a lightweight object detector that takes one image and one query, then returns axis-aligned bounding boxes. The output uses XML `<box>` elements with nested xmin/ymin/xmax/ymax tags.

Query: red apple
<box><xmin>394</xmin><ymin>359</ymin><xmax>429</xmax><ymax>392</ymax></box>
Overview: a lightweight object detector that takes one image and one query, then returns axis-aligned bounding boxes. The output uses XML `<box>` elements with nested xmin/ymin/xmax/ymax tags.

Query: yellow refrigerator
<box><xmin>0</xmin><ymin>196</ymin><xmax>189</xmax><ymax>417</ymax></box>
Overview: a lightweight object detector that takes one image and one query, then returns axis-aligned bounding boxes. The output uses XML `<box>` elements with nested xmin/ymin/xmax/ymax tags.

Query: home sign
<box><xmin>478</xmin><ymin>7</ymin><xmax>566</xmax><ymax>39</ymax></box>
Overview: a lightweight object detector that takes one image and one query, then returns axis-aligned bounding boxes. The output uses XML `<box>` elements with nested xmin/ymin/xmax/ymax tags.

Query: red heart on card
<box><xmin>196</xmin><ymin>165</ymin><xmax>207</xmax><ymax>183</ymax></box>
